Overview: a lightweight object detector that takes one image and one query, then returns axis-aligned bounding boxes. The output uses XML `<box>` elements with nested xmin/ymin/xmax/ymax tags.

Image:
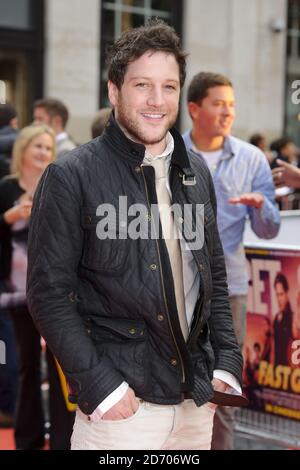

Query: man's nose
<box><xmin>147</xmin><ymin>87</ymin><xmax>164</xmax><ymax>107</ymax></box>
<box><xmin>222</xmin><ymin>105</ymin><xmax>234</xmax><ymax>116</ymax></box>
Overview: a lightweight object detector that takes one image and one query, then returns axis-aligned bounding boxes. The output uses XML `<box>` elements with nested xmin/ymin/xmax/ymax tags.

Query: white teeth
<box><xmin>143</xmin><ymin>113</ymin><xmax>164</xmax><ymax>119</ymax></box>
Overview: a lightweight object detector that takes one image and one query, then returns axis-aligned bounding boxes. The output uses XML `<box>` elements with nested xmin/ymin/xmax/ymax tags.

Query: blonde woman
<box><xmin>0</xmin><ymin>124</ymin><xmax>74</xmax><ymax>449</ymax></box>
<box><xmin>0</xmin><ymin>125</ymin><xmax>55</xmax><ymax>308</ymax></box>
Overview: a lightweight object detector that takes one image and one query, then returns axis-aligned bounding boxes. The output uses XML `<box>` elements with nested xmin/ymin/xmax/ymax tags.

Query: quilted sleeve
<box><xmin>27</xmin><ymin>163</ymin><xmax>124</xmax><ymax>415</ymax></box>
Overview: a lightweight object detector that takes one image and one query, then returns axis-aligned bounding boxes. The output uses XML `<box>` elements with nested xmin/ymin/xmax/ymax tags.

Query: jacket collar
<box><xmin>103</xmin><ymin>112</ymin><xmax>192</xmax><ymax>171</ymax></box>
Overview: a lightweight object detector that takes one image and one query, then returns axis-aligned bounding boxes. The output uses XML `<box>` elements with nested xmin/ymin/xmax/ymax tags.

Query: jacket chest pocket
<box><xmin>80</xmin><ymin>208</ymin><xmax>130</xmax><ymax>274</ymax></box>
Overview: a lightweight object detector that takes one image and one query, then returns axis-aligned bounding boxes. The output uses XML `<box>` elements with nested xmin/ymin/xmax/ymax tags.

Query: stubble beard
<box><xmin>116</xmin><ymin>98</ymin><xmax>178</xmax><ymax>147</ymax></box>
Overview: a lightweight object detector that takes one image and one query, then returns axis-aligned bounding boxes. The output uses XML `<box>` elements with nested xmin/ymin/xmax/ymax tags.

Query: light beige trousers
<box><xmin>71</xmin><ymin>399</ymin><xmax>215</xmax><ymax>450</ymax></box>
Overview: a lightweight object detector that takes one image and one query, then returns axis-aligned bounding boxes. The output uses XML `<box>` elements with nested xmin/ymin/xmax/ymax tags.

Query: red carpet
<box><xmin>0</xmin><ymin>428</ymin><xmax>15</xmax><ymax>450</ymax></box>
<box><xmin>0</xmin><ymin>429</ymin><xmax>50</xmax><ymax>450</ymax></box>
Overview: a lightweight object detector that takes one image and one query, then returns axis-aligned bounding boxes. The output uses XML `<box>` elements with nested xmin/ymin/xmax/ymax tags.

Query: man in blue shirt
<box><xmin>183</xmin><ymin>72</ymin><xmax>280</xmax><ymax>450</ymax></box>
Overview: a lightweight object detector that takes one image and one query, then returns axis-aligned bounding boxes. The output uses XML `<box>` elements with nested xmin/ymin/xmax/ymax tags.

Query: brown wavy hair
<box><xmin>106</xmin><ymin>18</ymin><xmax>187</xmax><ymax>90</ymax></box>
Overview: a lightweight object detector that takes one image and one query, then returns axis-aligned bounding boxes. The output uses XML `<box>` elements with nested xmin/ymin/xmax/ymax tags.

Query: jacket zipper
<box><xmin>141</xmin><ymin>167</ymin><xmax>185</xmax><ymax>384</ymax></box>
<box><xmin>186</xmin><ymin>292</ymin><xmax>204</xmax><ymax>347</ymax></box>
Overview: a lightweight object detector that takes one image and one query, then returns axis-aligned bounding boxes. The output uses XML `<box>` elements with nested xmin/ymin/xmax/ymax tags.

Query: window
<box><xmin>287</xmin><ymin>0</ymin><xmax>300</xmax><ymax>60</ymax></box>
<box><xmin>285</xmin><ymin>0</ymin><xmax>300</xmax><ymax>146</ymax></box>
<box><xmin>100</xmin><ymin>0</ymin><xmax>183</xmax><ymax>106</ymax></box>
<box><xmin>0</xmin><ymin>0</ymin><xmax>44</xmax><ymax>126</ymax></box>
<box><xmin>0</xmin><ymin>0</ymin><xmax>32</xmax><ymax>30</ymax></box>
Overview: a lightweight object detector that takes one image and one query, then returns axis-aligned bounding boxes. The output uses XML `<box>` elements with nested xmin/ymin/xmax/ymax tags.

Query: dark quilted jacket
<box><xmin>27</xmin><ymin>115</ymin><xmax>243</xmax><ymax>415</ymax></box>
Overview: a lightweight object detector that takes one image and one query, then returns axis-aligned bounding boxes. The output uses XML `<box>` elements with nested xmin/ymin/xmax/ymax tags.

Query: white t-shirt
<box><xmin>199</xmin><ymin>149</ymin><xmax>223</xmax><ymax>174</ymax></box>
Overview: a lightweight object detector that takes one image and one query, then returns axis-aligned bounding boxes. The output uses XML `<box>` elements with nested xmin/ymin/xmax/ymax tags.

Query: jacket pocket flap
<box><xmin>81</xmin><ymin>207</ymin><xmax>129</xmax><ymax>235</ymax></box>
<box><xmin>88</xmin><ymin>316</ymin><xmax>146</xmax><ymax>340</ymax></box>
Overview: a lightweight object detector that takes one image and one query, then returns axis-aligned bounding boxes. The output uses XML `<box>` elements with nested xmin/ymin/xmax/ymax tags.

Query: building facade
<box><xmin>0</xmin><ymin>0</ymin><xmax>299</xmax><ymax>146</ymax></box>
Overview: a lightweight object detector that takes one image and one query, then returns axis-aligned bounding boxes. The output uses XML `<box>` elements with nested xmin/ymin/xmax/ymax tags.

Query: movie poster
<box><xmin>244</xmin><ymin>248</ymin><xmax>300</xmax><ymax>421</ymax></box>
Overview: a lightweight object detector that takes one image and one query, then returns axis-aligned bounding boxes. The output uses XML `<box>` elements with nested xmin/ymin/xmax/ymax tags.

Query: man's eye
<box><xmin>165</xmin><ymin>85</ymin><xmax>176</xmax><ymax>90</ymax></box>
<box><xmin>136</xmin><ymin>83</ymin><xmax>147</xmax><ymax>88</ymax></box>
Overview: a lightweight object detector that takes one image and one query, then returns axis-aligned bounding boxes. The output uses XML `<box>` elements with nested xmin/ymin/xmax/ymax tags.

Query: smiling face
<box><xmin>189</xmin><ymin>85</ymin><xmax>236</xmax><ymax>141</ymax></box>
<box><xmin>22</xmin><ymin>133</ymin><xmax>54</xmax><ymax>175</ymax></box>
<box><xmin>108</xmin><ymin>50</ymin><xmax>181</xmax><ymax>155</ymax></box>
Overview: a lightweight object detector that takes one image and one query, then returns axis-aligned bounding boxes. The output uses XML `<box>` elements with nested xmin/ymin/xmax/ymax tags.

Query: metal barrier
<box><xmin>235</xmin><ymin>408</ymin><xmax>300</xmax><ymax>449</ymax></box>
<box><xmin>280</xmin><ymin>193</ymin><xmax>300</xmax><ymax>211</ymax></box>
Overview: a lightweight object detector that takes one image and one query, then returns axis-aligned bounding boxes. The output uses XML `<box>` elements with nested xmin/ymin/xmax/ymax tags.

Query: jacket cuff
<box><xmin>214</xmin><ymin>349</ymin><xmax>243</xmax><ymax>387</ymax></box>
<box><xmin>66</xmin><ymin>358</ymin><xmax>125</xmax><ymax>415</ymax></box>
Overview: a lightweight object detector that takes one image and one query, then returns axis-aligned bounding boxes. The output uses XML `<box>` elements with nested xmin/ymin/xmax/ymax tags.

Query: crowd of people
<box><xmin>0</xmin><ymin>18</ymin><xmax>299</xmax><ymax>451</ymax></box>
<box><xmin>249</xmin><ymin>132</ymin><xmax>300</xmax><ymax>208</ymax></box>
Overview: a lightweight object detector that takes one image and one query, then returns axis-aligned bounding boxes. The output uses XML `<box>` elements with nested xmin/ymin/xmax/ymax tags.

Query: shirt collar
<box><xmin>143</xmin><ymin>132</ymin><xmax>174</xmax><ymax>166</ymax></box>
<box><xmin>56</xmin><ymin>132</ymin><xmax>68</xmax><ymax>143</ymax></box>
<box><xmin>223</xmin><ymin>136</ymin><xmax>235</xmax><ymax>160</ymax></box>
<box><xmin>115</xmin><ymin>119</ymin><xmax>174</xmax><ymax>165</ymax></box>
<box><xmin>103</xmin><ymin>112</ymin><xmax>191</xmax><ymax>171</ymax></box>
<box><xmin>185</xmin><ymin>131</ymin><xmax>235</xmax><ymax>161</ymax></box>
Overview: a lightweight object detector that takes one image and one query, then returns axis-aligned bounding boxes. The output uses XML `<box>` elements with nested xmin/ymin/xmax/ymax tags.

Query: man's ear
<box><xmin>108</xmin><ymin>81</ymin><xmax>119</xmax><ymax>108</ymax></box>
<box><xmin>187</xmin><ymin>102</ymin><xmax>200</xmax><ymax>121</ymax></box>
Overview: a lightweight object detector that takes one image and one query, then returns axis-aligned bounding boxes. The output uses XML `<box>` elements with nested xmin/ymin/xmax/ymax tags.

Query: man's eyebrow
<box><xmin>212</xmin><ymin>98</ymin><xmax>236</xmax><ymax>102</ymax></box>
<box><xmin>129</xmin><ymin>77</ymin><xmax>179</xmax><ymax>83</ymax></box>
<box><xmin>129</xmin><ymin>77</ymin><xmax>151</xmax><ymax>81</ymax></box>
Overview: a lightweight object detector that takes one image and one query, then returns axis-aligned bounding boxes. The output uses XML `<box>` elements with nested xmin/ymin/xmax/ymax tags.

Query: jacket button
<box><xmin>157</xmin><ymin>314</ymin><xmax>164</xmax><ymax>322</ymax></box>
<box><xmin>178</xmin><ymin>217</ymin><xmax>184</xmax><ymax>224</ymax></box>
<box><xmin>146</xmin><ymin>214</ymin><xmax>151</xmax><ymax>221</ymax></box>
<box><xmin>199</xmin><ymin>264</ymin><xmax>205</xmax><ymax>272</ymax></box>
<box><xmin>69</xmin><ymin>291</ymin><xmax>76</xmax><ymax>302</ymax></box>
<box><xmin>83</xmin><ymin>401</ymin><xmax>89</xmax><ymax>409</ymax></box>
<box><xmin>129</xmin><ymin>328</ymin><xmax>137</xmax><ymax>335</ymax></box>
<box><xmin>87</xmin><ymin>329</ymin><xmax>91</xmax><ymax>334</ymax></box>
<box><xmin>135</xmin><ymin>166</ymin><xmax>141</xmax><ymax>173</ymax></box>
<box><xmin>84</xmin><ymin>215</ymin><xmax>92</xmax><ymax>224</ymax></box>
<box><xmin>131</xmin><ymin>150</ymin><xmax>138</xmax><ymax>156</ymax></box>
<box><xmin>170</xmin><ymin>358</ymin><xmax>178</xmax><ymax>367</ymax></box>
<box><xmin>204</xmin><ymin>216</ymin><xmax>209</xmax><ymax>224</ymax></box>
<box><xmin>150</xmin><ymin>264</ymin><xmax>157</xmax><ymax>271</ymax></box>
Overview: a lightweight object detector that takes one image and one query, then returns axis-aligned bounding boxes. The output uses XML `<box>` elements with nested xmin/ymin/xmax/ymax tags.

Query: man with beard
<box><xmin>273</xmin><ymin>273</ymin><xmax>294</xmax><ymax>367</ymax></box>
<box><xmin>27</xmin><ymin>19</ymin><xmax>243</xmax><ymax>450</ymax></box>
